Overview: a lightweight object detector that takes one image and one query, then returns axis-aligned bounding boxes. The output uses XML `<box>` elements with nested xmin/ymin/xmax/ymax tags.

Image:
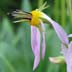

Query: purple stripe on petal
<box><xmin>40</xmin><ymin>21</ymin><xmax>46</xmax><ymax>59</ymax></box>
<box><xmin>31</xmin><ymin>26</ymin><xmax>40</xmax><ymax>70</ymax></box>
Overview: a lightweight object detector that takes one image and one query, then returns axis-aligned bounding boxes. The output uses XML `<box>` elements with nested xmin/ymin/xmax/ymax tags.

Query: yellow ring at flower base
<box><xmin>30</xmin><ymin>10</ymin><xmax>42</xmax><ymax>26</ymax></box>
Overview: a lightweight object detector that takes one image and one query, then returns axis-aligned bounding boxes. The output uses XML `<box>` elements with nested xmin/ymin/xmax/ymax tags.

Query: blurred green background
<box><xmin>0</xmin><ymin>0</ymin><xmax>72</xmax><ymax>72</ymax></box>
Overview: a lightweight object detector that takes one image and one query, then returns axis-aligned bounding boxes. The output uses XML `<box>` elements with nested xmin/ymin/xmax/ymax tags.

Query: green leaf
<box><xmin>0</xmin><ymin>17</ymin><xmax>13</xmax><ymax>43</ymax></box>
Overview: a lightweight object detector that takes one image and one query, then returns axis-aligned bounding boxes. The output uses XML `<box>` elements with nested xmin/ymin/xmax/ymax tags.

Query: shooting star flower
<box><xmin>11</xmin><ymin>1</ymin><xmax>71</xmax><ymax>71</ymax></box>
<box><xmin>11</xmin><ymin>2</ymin><xmax>47</xmax><ymax>70</ymax></box>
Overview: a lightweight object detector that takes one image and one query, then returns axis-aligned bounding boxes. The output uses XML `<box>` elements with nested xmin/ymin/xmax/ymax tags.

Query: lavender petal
<box><xmin>31</xmin><ymin>26</ymin><xmax>41</xmax><ymax>70</ymax></box>
<box><xmin>51</xmin><ymin>20</ymin><xmax>69</xmax><ymax>45</ymax></box>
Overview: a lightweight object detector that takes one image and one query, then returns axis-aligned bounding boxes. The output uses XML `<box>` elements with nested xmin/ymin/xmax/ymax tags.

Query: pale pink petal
<box><xmin>50</xmin><ymin>20</ymin><xmax>69</xmax><ymax>45</ymax></box>
<box><xmin>42</xmin><ymin>13</ymin><xmax>69</xmax><ymax>45</ymax></box>
<box><xmin>31</xmin><ymin>26</ymin><xmax>40</xmax><ymax>70</ymax></box>
<box><xmin>33</xmin><ymin>54</ymin><xmax>40</xmax><ymax>70</ymax></box>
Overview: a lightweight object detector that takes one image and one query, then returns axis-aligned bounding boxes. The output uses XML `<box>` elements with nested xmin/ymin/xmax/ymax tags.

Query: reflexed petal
<box><xmin>42</xmin><ymin>13</ymin><xmax>69</xmax><ymax>45</ymax></box>
<box><xmin>40</xmin><ymin>21</ymin><xmax>46</xmax><ymax>59</ymax></box>
<box><xmin>31</xmin><ymin>26</ymin><xmax>40</xmax><ymax>70</ymax></box>
<box><xmin>50</xmin><ymin>20</ymin><xmax>69</xmax><ymax>45</ymax></box>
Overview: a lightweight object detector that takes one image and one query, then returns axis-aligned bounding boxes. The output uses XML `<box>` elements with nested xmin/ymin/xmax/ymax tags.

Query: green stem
<box><xmin>61</xmin><ymin>0</ymin><xmax>66</xmax><ymax>27</ymax></box>
<box><xmin>54</xmin><ymin>0</ymin><xmax>59</xmax><ymax>22</ymax></box>
<box><xmin>66</xmin><ymin>0</ymin><xmax>72</xmax><ymax>24</ymax></box>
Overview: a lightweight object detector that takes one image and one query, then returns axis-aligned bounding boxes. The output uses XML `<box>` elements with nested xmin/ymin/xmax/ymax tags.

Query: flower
<box><xmin>12</xmin><ymin>2</ymin><xmax>72</xmax><ymax>71</ymax></box>
<box><xmin>11</xmin><ymin>3</ymin><xmax>47</xmax><ymax>70</ymax></box>
<box><xmin>12</xmin><ymin>7</ymin><xmax>69</xmax><ymax>70</ymax></box>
